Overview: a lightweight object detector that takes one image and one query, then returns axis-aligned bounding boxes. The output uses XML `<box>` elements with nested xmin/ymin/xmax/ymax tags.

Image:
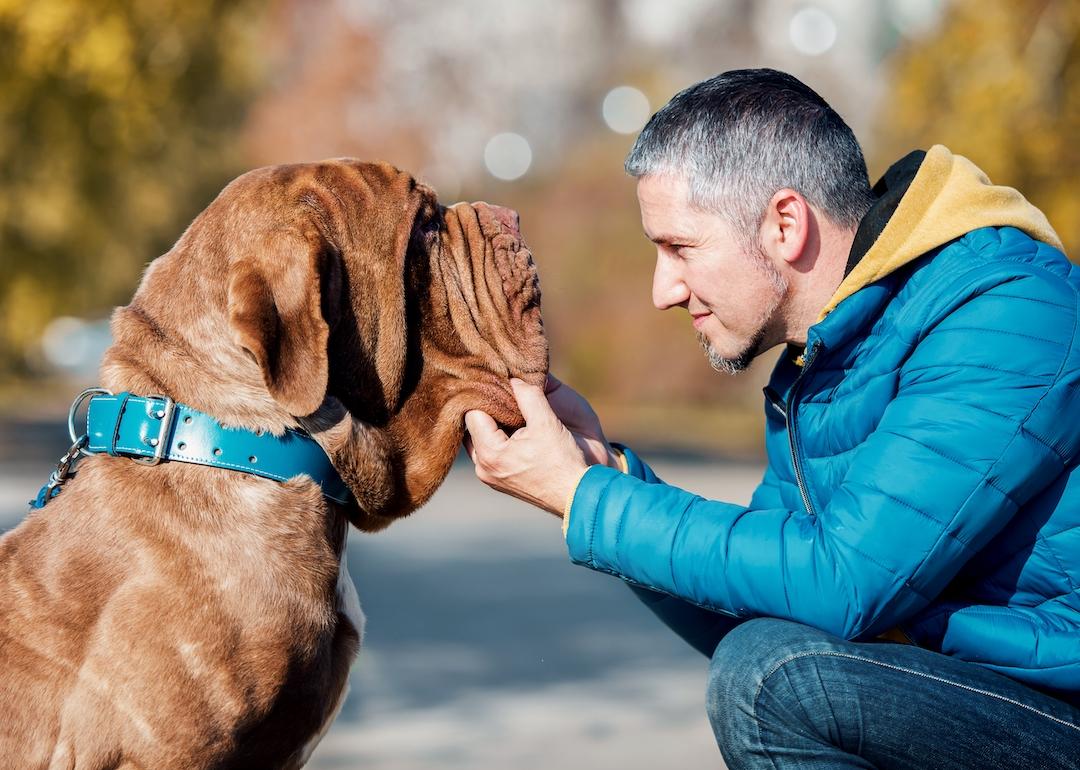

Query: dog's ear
<box><xmin>338</xmin><ymin>163</ymin><xmax>429</xmax><ymax>416</ymax></box>
<box><xmin>227</xmin><ymin>226</ymin><xmax>337</xmax><ymax>417</ymax></box>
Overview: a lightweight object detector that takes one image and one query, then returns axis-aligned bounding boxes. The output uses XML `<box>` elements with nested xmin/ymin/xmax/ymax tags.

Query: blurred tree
<box><xmin>875</xmin><ymin>0</ymin><xmax>1080</xmax><ymax>256</ymax></box>
<box><xmin>0</xmin><ymin>0</ymin><xmax>265</xmax><ymax>376</ymax></box>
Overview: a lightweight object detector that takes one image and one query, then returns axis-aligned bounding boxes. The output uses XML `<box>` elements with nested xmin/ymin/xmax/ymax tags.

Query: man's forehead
<box><xmin>636</xmin><ymin>173</ymin><xmax>703</xmax><ymax>243</ymax></box>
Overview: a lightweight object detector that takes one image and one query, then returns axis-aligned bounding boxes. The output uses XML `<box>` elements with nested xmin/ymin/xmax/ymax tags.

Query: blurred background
<box><xmin>1</xmin><ymin>1</ymin><xmax>1078</xmax><ymax>767</ymax></box>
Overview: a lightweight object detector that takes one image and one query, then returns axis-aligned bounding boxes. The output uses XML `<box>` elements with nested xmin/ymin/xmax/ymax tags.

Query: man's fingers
<box><xmin>511</xmin><ymin>378</ymin><xmax>557</xmax><ymax>427</ymax></box>
<box><xmin>464</xmin><ymin>409</ymin><xmax>506</xmax><ymax>453</ymax></box>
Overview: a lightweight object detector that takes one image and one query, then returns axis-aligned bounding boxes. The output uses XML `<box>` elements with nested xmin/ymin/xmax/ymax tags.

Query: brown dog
<box><xmin>0</xmin><ymin>160</ymin><xmax>547</xmax><ymax>768</ymax></box>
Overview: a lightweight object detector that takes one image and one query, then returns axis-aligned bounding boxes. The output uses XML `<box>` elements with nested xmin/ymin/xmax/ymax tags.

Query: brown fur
<box><xmin>0</xmin><ymin>160</ymin><xmax>548</xmax><ymax>768</ymax></box>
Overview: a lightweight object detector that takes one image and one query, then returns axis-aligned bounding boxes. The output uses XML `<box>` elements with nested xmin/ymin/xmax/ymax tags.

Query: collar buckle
<box><xmin>132</xmin><ymin>394</ymin><xmax>176</xmax><ymax>465</ymax></box>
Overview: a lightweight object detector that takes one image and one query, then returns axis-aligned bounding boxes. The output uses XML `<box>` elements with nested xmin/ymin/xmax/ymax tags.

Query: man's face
<box><xmin>637</xmin><ymin>174</ymin><xmax>788</xmax><ymax>374</ymax></box>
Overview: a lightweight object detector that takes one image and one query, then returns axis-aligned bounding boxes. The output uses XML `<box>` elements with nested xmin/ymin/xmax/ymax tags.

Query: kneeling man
<box><xmin>465</xmin><ymin>68</ymin><xmax>1080</xmax><ymax>769</ymax></box>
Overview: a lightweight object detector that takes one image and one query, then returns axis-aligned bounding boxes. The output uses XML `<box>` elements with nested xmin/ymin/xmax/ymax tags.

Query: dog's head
<box><xmin>111</xmin><ymin>160</ymin><xmax>547</xmax><ymax>529</ymax></box>
<box><xmin>225</xmin><ymin>160</ymin><xmax>546</xmax><ymax>416</ymax></box>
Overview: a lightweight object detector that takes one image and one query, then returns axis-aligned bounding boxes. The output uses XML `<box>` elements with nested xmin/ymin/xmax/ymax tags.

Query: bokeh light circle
<box><xmin>789</xmin><ymin>7</ymin><xmax>837</xmax><ymax>56</ymax></box>
<box><xmin>484</xmin><ymin>133</ymin><xmax>533</xmax><ymax>181</ymax></box>
<box><xmin>602</xmin><ymin>86</ymin><xmax>651</xmax><ymax>134</ymax></box>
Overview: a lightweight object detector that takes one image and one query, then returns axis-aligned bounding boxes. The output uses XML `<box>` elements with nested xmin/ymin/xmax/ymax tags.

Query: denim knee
<box><xmin>706</xmin><ymin>618</ymin><xmax>832</xmax><ymax>765</ymax></box>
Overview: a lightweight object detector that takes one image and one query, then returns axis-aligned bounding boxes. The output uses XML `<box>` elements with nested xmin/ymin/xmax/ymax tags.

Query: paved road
<box><xmin>1</xmin><ymin>416</ymin><xmax>761</xmax><ymax>769</ymax></box>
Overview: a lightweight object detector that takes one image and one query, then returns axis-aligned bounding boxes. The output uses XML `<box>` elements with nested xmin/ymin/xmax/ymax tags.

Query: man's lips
<box><xmin>691</xmin><ymin>312</ymin><xmax>711</xmax><ymax>330</ymax></box>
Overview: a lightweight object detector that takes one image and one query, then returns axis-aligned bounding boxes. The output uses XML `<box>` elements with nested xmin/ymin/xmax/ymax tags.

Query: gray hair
<box><xmin>625</xmin><ymin>68</ymin><xmax>874</xmax><ymax>245</ymax></box>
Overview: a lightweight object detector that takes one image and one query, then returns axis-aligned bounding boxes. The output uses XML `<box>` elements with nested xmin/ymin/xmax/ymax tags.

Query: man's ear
<box><xmin>227</xmin><ymin>227</ymin><xmax>337</xmax><ymax>416</ymax></box>
<box><xmin>764</xmin><ymin>188</ymin><xmax>811</xmax><ymax>265</ymax></box>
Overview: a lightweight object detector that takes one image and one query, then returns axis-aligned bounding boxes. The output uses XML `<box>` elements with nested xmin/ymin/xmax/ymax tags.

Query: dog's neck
<box><xmin>99</xmin><ymin>299</ymin><xmax>466</xmax><ymax>532</ymax></box>
<box><xmin>100</xmin><ymin>303</ymin><xmax>299</xmax><ymax>436</ymax></box>
<box><xmin>294</xmin><ymin>371</ymin><xmax>467</xmax><ymax>531</ymax></box>
<box><xmin>98</xmin><ymin>247</ymin><xmax>495</xmax><ymax>532</ymax></box>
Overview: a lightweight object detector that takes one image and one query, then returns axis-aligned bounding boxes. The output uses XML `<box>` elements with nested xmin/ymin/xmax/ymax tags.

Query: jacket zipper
<box><xmin>763</xmin><ymin>386</ymin><xmax>787</xmax><ymax>419</ymax></box>
<box><xmin>787</xmin><ymin>340</ymin><xmax>823</xmax><ymax>517</ymax></box>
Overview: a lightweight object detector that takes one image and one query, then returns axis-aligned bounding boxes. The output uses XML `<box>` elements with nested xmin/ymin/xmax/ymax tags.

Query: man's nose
<box><xmin>652</xmin><ymin>253</ymin><xmax>688</xmax><ymax>310</ymax></box>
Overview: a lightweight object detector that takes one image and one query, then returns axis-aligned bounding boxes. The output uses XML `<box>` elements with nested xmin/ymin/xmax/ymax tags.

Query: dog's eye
<box><xmin>417</xmin><ymin>202</ymin><xmax>446</xmax><ymax>235</ymax></box>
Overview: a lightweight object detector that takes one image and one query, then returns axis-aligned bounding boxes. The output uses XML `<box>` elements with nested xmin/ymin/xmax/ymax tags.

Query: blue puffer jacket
<box><xmin>565</xmin><ymin>146</ymin><xmax>1080</xmax><ymax>698</ymax></box>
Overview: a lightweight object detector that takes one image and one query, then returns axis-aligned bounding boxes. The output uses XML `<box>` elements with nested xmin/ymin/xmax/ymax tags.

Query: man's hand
<box><xmin>543</xmin><ymin>374</ymin><xmax>621</xmax><ymax>469</ymax></box>
<box><xmin>464</xmin><ymin>377</ymin><xmax>611</xmax><ymax>517</ymax></box>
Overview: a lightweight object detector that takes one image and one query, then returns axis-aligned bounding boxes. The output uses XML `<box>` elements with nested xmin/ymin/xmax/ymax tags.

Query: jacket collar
<box><xmin>844</xmin><ymin>149</ymin><xmax>926</xmax><ymax>278</ymax></box>
<box><xmin>783</xmin><ymin>150</ymin><xmax>926</xmax><ymax>369</ymax></box>
<box><xmin>820</xmin><ymin>145</ymin><xmax>1062</xmax><ymax>321</ymax></box>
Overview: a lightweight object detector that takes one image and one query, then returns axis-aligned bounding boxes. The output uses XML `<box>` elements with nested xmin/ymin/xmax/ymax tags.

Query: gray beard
<box><xmin>697</xmin><ymin>242</ymin><xmax>788</xmax><ymax>375</ymax></box>
<box><xmin>698</xmin><ymin>328</ymin><xmax>766</xmax><ymax>375</ymax></box>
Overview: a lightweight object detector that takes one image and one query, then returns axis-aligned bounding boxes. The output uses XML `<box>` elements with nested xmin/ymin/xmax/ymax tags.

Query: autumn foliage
<box><xmin>0</xmin><ymin>0</ymin><xmax>265</xmax><ymax>374</ymax></box>
<box><xmin>874</xmin><ymin>0</ymin><xmax>1080</xmax><ymax>255</ymax></box>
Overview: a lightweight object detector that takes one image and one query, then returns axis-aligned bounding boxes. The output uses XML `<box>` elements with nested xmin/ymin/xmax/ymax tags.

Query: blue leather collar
<box><xmin>73</xmin><ymin>391</ymin><xmax>351</xmax><ymax>505</ymax></box>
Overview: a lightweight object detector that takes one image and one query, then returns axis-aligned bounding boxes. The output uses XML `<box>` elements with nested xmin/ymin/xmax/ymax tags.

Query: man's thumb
<box><xmin>465</xmin><ymin>409</ymin><xmax>502</xmax><ymax>449</ymax></box>
<box><xmin>511</xmin><ymin>378</ymin><xmax>555</xmax><ymax>426</ymax></box>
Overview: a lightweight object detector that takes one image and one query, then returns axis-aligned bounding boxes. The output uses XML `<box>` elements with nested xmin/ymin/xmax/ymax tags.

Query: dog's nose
<box><xmin>482</xmin><ymin>203</ymin><xmax>521</xmax><ymax>237</ymax></box>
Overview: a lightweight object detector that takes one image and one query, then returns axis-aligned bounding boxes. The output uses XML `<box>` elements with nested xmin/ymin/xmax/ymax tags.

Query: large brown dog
<box><xmin>0</xmin><ymin>160</ymin><xmax>547</xmax><ymax>768</ymax></box>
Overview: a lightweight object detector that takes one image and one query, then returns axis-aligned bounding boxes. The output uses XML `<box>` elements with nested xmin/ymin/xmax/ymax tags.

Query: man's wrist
<box><xmin>562</xmin><ymin>449</ymin><xmax>625</xmax><ymax>538</ymax></box>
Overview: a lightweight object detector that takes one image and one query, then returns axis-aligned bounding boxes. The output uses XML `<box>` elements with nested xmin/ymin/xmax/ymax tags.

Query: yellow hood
<box><xmin>819</xmin><ymin>145</ymin><xmax>1063</xmax><ymax>320</ymax></box>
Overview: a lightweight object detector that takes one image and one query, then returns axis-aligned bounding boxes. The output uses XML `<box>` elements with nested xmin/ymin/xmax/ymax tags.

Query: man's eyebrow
<box><xmin>648</xmin><ymin>233</ymin><xmax>689</xmax><ymax>246</ymax></box>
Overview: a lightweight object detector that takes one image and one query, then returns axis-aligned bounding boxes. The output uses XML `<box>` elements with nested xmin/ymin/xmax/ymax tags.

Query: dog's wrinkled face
<box><xmin>216</xmin><ymin>159</ymin><xmax>547</xmax><ymax>526</ymax></box>
<box><xmin>326</xmin><ymin>178</ymin><xmax>547</xmax><ymax>430</ymax></box>
<box><xmin>406</xmin><ymin>196</ymin><xmax>547</xmax><ymax>425</ymax></box>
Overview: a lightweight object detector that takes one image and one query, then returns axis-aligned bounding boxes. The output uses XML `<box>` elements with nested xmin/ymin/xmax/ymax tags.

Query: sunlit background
<box><xmin>2</xmin><ymin>1</ymin><xmax>1078</xmax><ymax>767</ymax></box>
<box><xmin>4</xmin><ymin>0</ymin><xmax>1080</xmax><ymax>450</ymax></box>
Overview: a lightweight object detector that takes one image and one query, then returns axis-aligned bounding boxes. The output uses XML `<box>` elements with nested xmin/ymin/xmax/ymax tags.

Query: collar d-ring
<box><xmin>68</xmin><ymin>387</ymin><xmax>113</xmax><ymax>457</ymax></box>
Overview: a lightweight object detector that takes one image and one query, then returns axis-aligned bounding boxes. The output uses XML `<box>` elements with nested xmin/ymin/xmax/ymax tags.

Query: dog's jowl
<box><xmin>0</xmin><ymin>160</ymin><xmax>547</xmax><ymax>769</ymax></box>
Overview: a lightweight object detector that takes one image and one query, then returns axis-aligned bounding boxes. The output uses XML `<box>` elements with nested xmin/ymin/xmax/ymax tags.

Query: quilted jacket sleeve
<box><xmin>617</xmin><ymin>441</ymin><xmax>785</xmax><ymax>510</ymax></box>
<box><xmin>618</xmin><ymin>438</ymin><xmax>786</xmax><ymax>656</ymax></box>
<box><xmin>747</xmin><ymin>460</ymin><xmax>785</xmax><ymax>510</ymax></box>
<box><xmin>566</xmin><ymin>271</ymin><xmax>1079</xmax><ymax>640</ymax></box>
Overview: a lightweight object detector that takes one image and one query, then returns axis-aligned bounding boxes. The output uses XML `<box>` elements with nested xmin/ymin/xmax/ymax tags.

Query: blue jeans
<box><xmin>630</xmin><ymin>589</ymin><xmax>1080</xmax><ymax>769</ymax></box>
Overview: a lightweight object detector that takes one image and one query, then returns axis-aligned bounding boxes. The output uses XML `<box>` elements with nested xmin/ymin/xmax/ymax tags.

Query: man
<box><xmin>464</xmin><ymin>68</ymin><xmax>1080</xmax><ymax>768</ymax></box>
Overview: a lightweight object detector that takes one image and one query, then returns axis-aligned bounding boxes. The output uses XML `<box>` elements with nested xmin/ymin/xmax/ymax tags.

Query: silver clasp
<box><xmin>32</xmin><ymin>435</ymin><xmax>89</xmax><ymax>507</ymax></box>
<box><xmin>133</xmin><ymin>394</ymin><xmax>176</xmax><ymax>465</ymax></box>
<box><xmin>52</xmin><ymin>435</ymin><xmax>87</xmax><ymax>484</ymax></box>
